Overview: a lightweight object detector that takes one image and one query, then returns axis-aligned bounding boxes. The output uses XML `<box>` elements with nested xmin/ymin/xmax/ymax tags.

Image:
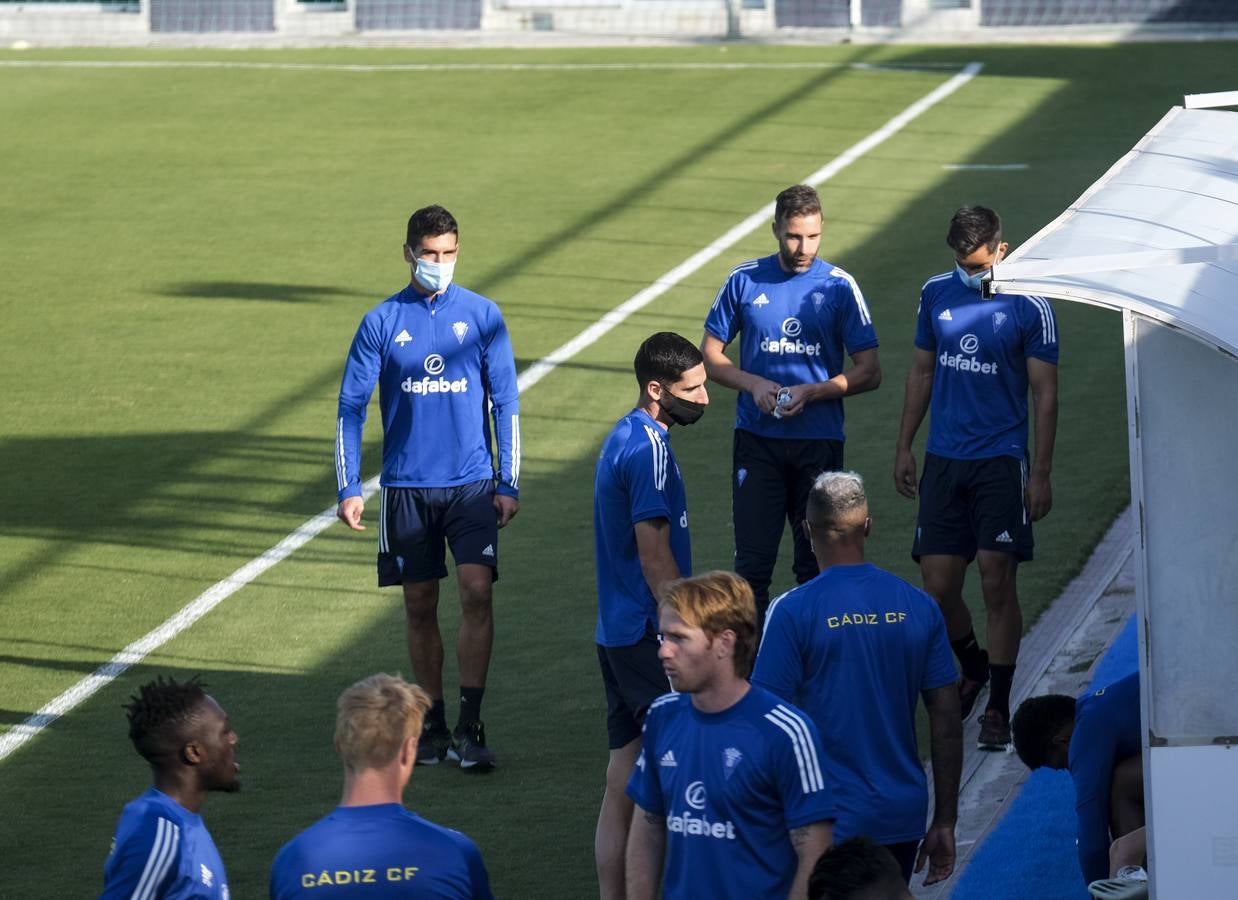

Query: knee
<box><xmin>978</xmin><ymin>555</ymin><xmax>1017</xmax><ymax>602</ymax></box>
<box><xmin>402</xmin><ymin>586</ymin><xmax>438</xmax><ymax>626</ymax></box>
<box><xmin>458</xmin><ymin>581</ymin><xmax>493</xmax><ymax>621</ymax></box>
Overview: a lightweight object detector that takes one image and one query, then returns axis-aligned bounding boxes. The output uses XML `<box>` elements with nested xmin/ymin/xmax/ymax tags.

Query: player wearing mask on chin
<box><xmin>335</xmin><ymin>205</ymin><xmax>520</xmax><ymax>770</ymax></box>
<box><xmin>894</xmin><ymin>205</ymin><xmax>1059</xmax><ymax>752</ymax></box>
<box><xmin>701</xmin><ymin>184</ymin><xmax>881</xmax><ymax>626</ymax></box>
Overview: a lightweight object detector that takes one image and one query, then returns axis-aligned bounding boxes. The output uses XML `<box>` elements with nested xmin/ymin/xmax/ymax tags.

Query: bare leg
<box><xmin>1109</xmin><ymin>754</ymin><xmax>1145</xmax><ymax>838</ymax></box>
<box><xmin>976</xmin><ymin>551</ymin><xmax>1021</xmax><ymax>666</ymax></box>
<box><xmin>596</xmin><ymin>737</ymin><xmax>641</xmax><ymax>900</ymax></box>
<box><xmin>456</xmin><ymin>563</ymin><xmax>494</xmax><ymax>689</ymax></box>
<box><xmin>920</xmin><ymin>554</ymin><xmax>971</xmax><ymax>641</ymax></box>
<box><xmin>403</xmin><ymin>579</ymin><xmax>443</xmax><ymax>700</ymax></box>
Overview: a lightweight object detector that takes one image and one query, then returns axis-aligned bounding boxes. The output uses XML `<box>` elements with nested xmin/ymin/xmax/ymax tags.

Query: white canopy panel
<box><xmin>988</xmin><ymin>103</ymin><xmax>1238</xmax><ymax>357</ymax></box>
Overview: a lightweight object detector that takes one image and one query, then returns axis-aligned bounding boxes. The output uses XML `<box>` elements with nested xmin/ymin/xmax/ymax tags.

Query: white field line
<box><xmin>0</xmin><ymin>60</ymin><xmax>982</xmax><ymax>765</ymax></box>
<box><xmin>0</xmin><ymin>59</ymin><xmax>967</xmax><ymax>74</ymax></box>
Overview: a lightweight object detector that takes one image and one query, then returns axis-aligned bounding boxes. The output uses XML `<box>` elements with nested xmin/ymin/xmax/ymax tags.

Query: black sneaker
<box><xmin>416</xmin><ymin>721</ymin><xmax>452</xmax><ymax>766</ymax></box>
<box><xmin>448</xmin><ymin>720</ymin><xmax>496</xmax><ymax>771</ymax></box>
<box><xmin>958</xmin><ymin>650</ymin><xmax>990</xmax><ymax>720</ymax></box>
<box><xmin>977</xmin><ymin>709</ymin><xmax>1011</xmax><ymax>751</ymax></box>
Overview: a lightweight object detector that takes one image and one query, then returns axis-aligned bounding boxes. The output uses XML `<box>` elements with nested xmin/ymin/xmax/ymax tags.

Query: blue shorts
<box><xmin>377</xmin><ymin>480</ymin><xmax>499</xmax><ymax>586</ymax></box>
<box><xmin>597</xmin><ymin>631</ymin><xmax>671</xmax><ymax>750</ymax></box>
<box><xmin>912</xmin><ymin>453</ymin><xmax>1033</xmax><ymax>563</ymax></box>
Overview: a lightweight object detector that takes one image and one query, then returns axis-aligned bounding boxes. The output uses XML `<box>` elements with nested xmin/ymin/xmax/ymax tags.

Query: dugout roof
<box><xmin>987</xmin><ymin>94</ymin><xmax>1238</xmax><ymax>358</ymax></box>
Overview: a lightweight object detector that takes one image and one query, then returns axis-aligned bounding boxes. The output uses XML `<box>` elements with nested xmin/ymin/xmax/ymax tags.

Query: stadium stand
<box><xmin>0</xmin><ymin>0</ymin><xmax>1235</xmax><ymax>42</ymax></box>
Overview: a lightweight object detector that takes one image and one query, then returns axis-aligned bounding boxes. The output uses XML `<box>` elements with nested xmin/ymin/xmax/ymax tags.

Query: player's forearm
<box><xmin>625</xmin><ymin>814</ymin><xmax>666</xmax><ymax>900</ymax></box>
<box><xmin>639</xmin><ymin>549</ymin><xmax>681</xmax><ymax>599</ymax></box>
<box><xmin>788</xmin><ymin>823</ymin><xmax>831</xmax><ymax>900</ymax></box>
<box><xmin>1030</xmin><ymin>384</ymin><xmax>1058</xmax><ymax>477</ymax></box>
<box><xmin>928</xmin><ymin>707</ymin><xmax>963</xmax><ymax>825</ymax></box>
<box><xmin>806</xmin><ymin>355</ymin><xmax>881</xmax><ymax>403</ymax></box>
<box><xmin>895</xmin><ymin>367</ymin><xmax>933</xmax><ymax>451</ymax></box>
<box><xmin>703</xmin><ymin>352</ymin><xmax>758</xmax><ymax>394</ymax></box>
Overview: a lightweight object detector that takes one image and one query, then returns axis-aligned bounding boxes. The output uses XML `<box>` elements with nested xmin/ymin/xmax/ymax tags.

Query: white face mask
<box><xmin>413</xmin><ymin>257</ymin><xmax>455</xmax><ymax>294</ymax></box>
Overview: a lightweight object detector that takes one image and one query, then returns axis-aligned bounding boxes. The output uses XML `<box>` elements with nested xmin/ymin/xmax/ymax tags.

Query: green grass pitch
<box><xmin>0</xmin><ymin>41</ymin><xmax>1232</xmax><ymax>899</ymax></box>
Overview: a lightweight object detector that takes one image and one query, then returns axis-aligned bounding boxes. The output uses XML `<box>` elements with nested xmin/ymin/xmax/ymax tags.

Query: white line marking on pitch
<box><xmin>942</xmin><ymin>163</ymin><xmax>1029</xmax><ymax>171</ymax></box>
<box><xmin>0</xmin><ymin>61</ymin><xmax>982</xmax><ymax>765</ymax></box>
<box><xmin>0</xmin><ymin>59</ymin><xmax>964</xmax><ymax>74</ymax></box>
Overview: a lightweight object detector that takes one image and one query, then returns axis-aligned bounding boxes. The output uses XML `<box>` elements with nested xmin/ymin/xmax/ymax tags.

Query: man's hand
<box><xmin>893</xmin><ymin>448</ymin><xmax>918</xmax><ymax>499</ymax></box>
<box><xmin>1026</xmin><ymin>471</ymin><xmax>1052</xmax><ymax>521</ymax></box>
<box><xmin>915</xmin><ymin>822</ymin><xmax>956</xmax><ymax>885</ymax></box>
<box><xmin>747</xmin><ymin>375</ymin><xmax>781</xmax><ymax>414</ymax></box>
<box><xmin>777</xmin><ymin>383</ymin><xmax>815</xmax><ymax>418</ymax></box>
<box><xmin>337</xmin><ymin>496</ymin><xmax>365</xmax><ymax>531</ymax></box>
<box><xmin>494</xmin><ymin>494</ymin><xmax>519</xmax><ymax>528</ymax></box>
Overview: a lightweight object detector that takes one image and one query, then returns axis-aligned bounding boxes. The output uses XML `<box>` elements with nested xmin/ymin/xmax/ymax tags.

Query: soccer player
<box><xmin>270</xmin><ymin>673</ymin><xmax>493</xmax><ymax>899</ymax></box>
<box><xmin>752</xmin><ymin>471</ymin><xmax>961</xmax><ymax>886</ymax></box>
<box><xmin>335</xmin><ymin>205</ymin><xmax>520</xmax><ymax>769</ymax></box>
<box><xmin>701</xmin><ymin>183</ymin><xmax>880</xmax><ymax>623</ymax></box>
<box><xmin>1012</xmin><ymin>671</ymin><xmax>1143</xmax><ymax>889</ymax></box>
<box><xmin>592</xmin><ymin>331</ymin><xmax>708</xmax><ymax>900</ymax></box>
<box><xmin>893</xmin><ymin>205</ymin><xmax>1058</xmax><ymax>750</ymax></box>
<box><xmin>626</xmin><ymin>570</ymin><xmax>835</xmax><ymax>900</ymax></box>
<box><xmin>101</xmin><ymin>676</ymin><xmax>239</xmax><ymax>899</ymax></box>
<box><xmin>808</xmin><ymin>837</ymin><xmax>915</xmax><ymax>900</ymax></box>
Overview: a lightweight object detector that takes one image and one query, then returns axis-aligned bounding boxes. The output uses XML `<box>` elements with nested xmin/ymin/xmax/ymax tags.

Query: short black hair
<box><xmin>1011</xmin><ymin>693</ymin><xmax>1076</xmax><ymax>769</ymax></box>
<box><xmin>124</xmin><ymin>675</ymin><xmax>209</xmax><ymax>766</ymax></box>
<box><xmin>775</xmin><ymin>184</ymin><xmax>822</xmax><ymax>226</ymax></box>
<box><xmin>947</xmin><ymin>206</ymin><xmax>1002</xmax><ymax>256</ymax></box>
<box><xmin>406</xmin><ymin>205</ymin><xmax>459</xmax><ymax>250</ymax></box>
<box><xmin>809</xmin><ymin>837</ymin><xmax>908</xmax><ymax>900</ymax></box>
<box><xmin>633</xmin><ymin>332</ymin><xmax>703</xmax><ymax>389</ymax></box>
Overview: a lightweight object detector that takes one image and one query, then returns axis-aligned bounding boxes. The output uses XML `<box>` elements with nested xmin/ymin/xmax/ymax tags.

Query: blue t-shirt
<box><xmin>336</xmin><ymin>283</ymin><xmax>521</xmax><ymax>501</ymax></box>
<box><xmin>914</xmin><ymin>268</ymin><xmax>1059</xmax><ymax>460</ymax></box>
<box><xmin>703</xmin><ymin>255</ymin><xmax>878</xmax><ymax>441</ymax></box>
<box><xmin>102</xmin><ymin>788</ymin><xmax>230</xmax><ymax>899</ymax></box>
<box><xmin>593</xmin><ymin>408</ymin><xmax>692</xmax><ymax>647</ymax></box>
<box><xmin>752</xmin><ymin>562</ymin><xmax>958</xmax><ymax>844</ymax></box>
<box><xmin>269</xmin><ymin>804</ymin><xmax>493</xmax><ymax>900</ymax></box>
<box><xmin>1069</xmin><ymin>672</ymin><xmax>1142</xmax><ymax>885</ymax></box>
<box><xmin>626</xmin><ymin>687</ymin><xmax>836</xmax><ymax>900</ymax></box>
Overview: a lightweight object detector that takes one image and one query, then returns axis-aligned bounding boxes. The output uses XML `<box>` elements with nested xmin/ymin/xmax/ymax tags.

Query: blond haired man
<box><xmin>270</xmin><ymin>674</ymin><xmax>493</xmax><ymax>899</ymax></box>
<box><xmin>626</xmin><ymin>571</ymin><xmax>835</xmax><ymax>900</ymax></box>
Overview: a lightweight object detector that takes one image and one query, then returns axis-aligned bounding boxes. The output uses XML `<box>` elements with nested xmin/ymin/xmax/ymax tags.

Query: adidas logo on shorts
<box><xmin>995</xmin><ymin>531</ymin><xmax>1013</xmax><ymax>543</ymax></box>
<box><xmin>482</xmin><ymin>544</ymin><xmax>495</xmax><ymax>557</ymax></box>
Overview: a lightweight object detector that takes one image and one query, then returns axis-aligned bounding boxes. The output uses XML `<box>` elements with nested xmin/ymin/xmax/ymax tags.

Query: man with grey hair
<box><xmin>752</xmin><ymin>471</ymin><xmax>962</xmax><ymax>887</ymax></box>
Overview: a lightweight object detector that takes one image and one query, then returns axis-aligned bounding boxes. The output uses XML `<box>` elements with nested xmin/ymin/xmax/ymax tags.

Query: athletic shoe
<box><xmin>977</xmin><ymin>709</ymin><xmax>1011</xmax><ymax>751</ymax></box>
<box><xmin>416</xmin><ymin>721</ymin><xmax>452</xmax><ymax>766</ymax></box>
<box><xmin>1088</xmin><ymin>867</ymin><xmax>1148</xmax><ymax>899</ymax></box>
<box><xmin>958</xmin><ymin>650</ymin><xmax>990</xmax><ymax>720</ymax></box>
<box><xmin>448</xmin><ymin>720</ymin><xmax>497</xmax><ymax>771</ymax></box>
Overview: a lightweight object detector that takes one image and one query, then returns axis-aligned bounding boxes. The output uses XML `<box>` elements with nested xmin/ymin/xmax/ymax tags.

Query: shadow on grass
<box><xmin>161</xmin><ymin>281</ymin><xmax>360</xmax><ymax>303</ymax></box>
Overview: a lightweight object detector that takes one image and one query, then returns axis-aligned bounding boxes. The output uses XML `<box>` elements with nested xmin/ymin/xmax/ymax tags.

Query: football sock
<box><xmin>427</xmin><ymin>698</ymin><xmax>447</xmax><ymax>731</ymax></box>
<box><xmin>989</xmin><ymin>664</ymin><xmax>1016</xmax><ymax>720</ymax></box>
<box><xmin>457</xmin><ymin>686</ymin><xmax>485</xmax><ymax>729</ymax></box>
<box><xmin>951</xmin><ymin>630</ymin><xmax>989</xmax><ymax>682</ymax></box>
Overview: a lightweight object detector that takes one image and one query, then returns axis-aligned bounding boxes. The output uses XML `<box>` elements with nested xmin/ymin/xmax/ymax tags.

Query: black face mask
<box><xmin>657</xmin><ymin>387</ymin><xmax>706</xmax><ymax>426</ymax></box>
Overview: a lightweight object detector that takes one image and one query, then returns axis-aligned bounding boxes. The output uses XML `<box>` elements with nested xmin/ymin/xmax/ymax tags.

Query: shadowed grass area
<box><xmin>0</xmin><ymin>40</ymin><xmax>1232</xmax><ymax>898</ymax></box>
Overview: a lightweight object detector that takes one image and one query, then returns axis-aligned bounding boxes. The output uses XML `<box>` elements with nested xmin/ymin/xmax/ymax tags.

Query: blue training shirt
<box><xmin>752</xmin><ymin>562</ymin><xmax>958</xmax><ymax>844</ymax></box>
<box><xmin>594</xmin><ymin>408</ymin><xmax>691</xmax><ymax>647</ymax></box>
<box><xmin>914</xmin><ymin>268</ymin><xmax>1058</xmax><ymax>460</ymax></box>
<box><xmin>102</xmin><ymin>787</ymin><xmax>230</xmax><ymax>900</ymax></box>
<box><xmin>1070</xmin><ymin>671</ymin><xmax>1142</xmax><ymax>886</ymax></box>
<box><xmin>336</xmin><ymin>283</ymin><xmax>520</xmax><ymax>501</ymax></box>
<box><xmin>269</xmin><ymin>804</ymin><xmax>493</xmax><ymax>900</ymax></box>
<box><xmin>626</xmin><ymin>687</ymin><xmax>836</xmax><ymax>900</ymax></box>
<box><xmin>704</xmin><ymin>254</ymin><xmax>878</xmax><ymax>441</ymax></box>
